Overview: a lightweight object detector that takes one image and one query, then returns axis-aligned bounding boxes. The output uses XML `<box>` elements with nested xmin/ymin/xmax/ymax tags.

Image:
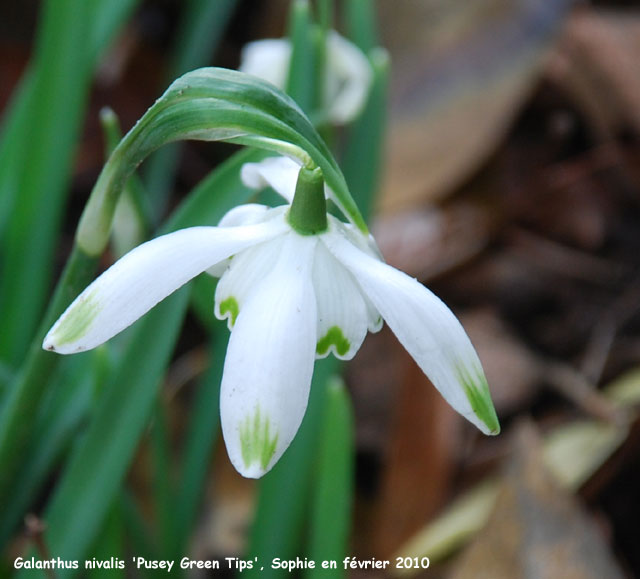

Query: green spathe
<box><xmin>46</xmin><ymin>289</ymin><xmax>100</xmax><ymax>349</ymax></box>
<box><xmin>316</xmin><ymin>326</ymin><xmax>350</xmax><ymax>357</ymax></box>
<box><xmin>456</xmin><ymin>362</ymin><xmax>500</xmax><ymax>435</ymax></box>
<box><xmin>239</xmin><ymin>406</ymin><xmax>279</xmax><ymax>471</ymax></box>
<box><xmin>287</xmin><ymin>165</ymin><xmax>327</xmax><ymax>235</ymax></box>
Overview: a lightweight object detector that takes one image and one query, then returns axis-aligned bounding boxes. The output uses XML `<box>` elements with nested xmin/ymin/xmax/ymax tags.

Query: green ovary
<box><xmin>316</xmin><ymin>326</ymin><xmax>350</xmax><ymax>357</ymax></box>
<box><xmin>219</xmin><ymin>296</ymin><xmax>239</xmax><ymax>327</ymax></box>
<box><xmin>239</xmin><ymin>406</ymin><xmax>279</xmax><ymax>471</ymax></box>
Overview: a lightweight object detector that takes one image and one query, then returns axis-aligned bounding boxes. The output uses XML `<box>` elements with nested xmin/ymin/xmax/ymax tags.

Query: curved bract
<box><xmin>77</xmin><ymin>67</ymin><xmax>366</xmax><ymax>255</ymax></box>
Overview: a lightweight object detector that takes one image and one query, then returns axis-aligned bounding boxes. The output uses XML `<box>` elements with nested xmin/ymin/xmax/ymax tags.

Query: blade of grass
<box><xmin>150</xmin><ymin>400</ymin><xmax>178</xmax><ymax>558</ymax></box>
<box><xmin>244</xmin><ymin>357</ymin><xmax>339</xmax><ymax>579</ymax></box>
<box><xmin>144</xmin><ymin>0</ymin><xmax>238</xmax><ymax>223</ymax></box>
<box><xmin>0</xmin><ymin>0</ymin><xmax>141</xmax><ymax>368</ymax></box>
<box><xmin>0</xmin><ymin>0</ymin><xmax>139</xmax><ymax>236</ymax></box>
<box><xmin>0</xmin><ymin>246</ymin><xmax>100</xmax><ymax>504</ymax></box>
<box><xmin>86</xmin><ymin>500</ymin><xmax>125</xmax><ymax>579</ymax></box>
<box><xmin>0</xmin><ymin>0</ymin><xmax>93</xmax><ymax>367</ymax></box>
<box><xmin>173</xmin><ymin>327</ymin><xmax>228</xmax><ymax>555</ymax></box>
<box><xmin>120</xmin><ymin>488</ymin><xmax>158</xmax><ymax>564</ymax></box>
<box><xmin>286</xmin><ymin>0</ymin><xmax>319</xmax><ymax>115</ymax></box>
<box><xmin>100</xmin><ymin>107</ymin><xmax>150</xmax><ymax>257</ymax></box>
<box><xmin>304</xmin><ymin>377</ymin><xmax>354</xmax><ymax>579</ymax></box>
<box><xmin>343</xmin><ymin>0</ymin><xmax>377</xmax><ymax>53</ymax></box>
<box><xmin>33</xmin><ymin>289</ymin><xmax>190</xmax><ymax>577</ymax></box>
<box><xmin>340</xmin><ymin>49</ymin><xmax>389</xmax><ymax>222</ymax></box>
<box><xmin>0</xmin><ymin>353</ymin><xmax>97</xmax><ymax>547</ymax></box>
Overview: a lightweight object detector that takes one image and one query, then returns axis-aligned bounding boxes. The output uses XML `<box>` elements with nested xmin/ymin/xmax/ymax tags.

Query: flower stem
<box><xmin>288</xmin><ymin>166</ymin><xmax>327</xmax><ymax>235</ymax></box>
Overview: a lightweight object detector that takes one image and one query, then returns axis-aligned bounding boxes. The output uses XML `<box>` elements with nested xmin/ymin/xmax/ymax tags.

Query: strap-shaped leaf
<box><xmin>78</xmin><ymin>67</ymin><xmax>366</xmax><ymax>255</ymax></box>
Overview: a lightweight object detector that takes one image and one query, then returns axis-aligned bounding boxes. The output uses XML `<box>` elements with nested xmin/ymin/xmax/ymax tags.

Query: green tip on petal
<box><xmin>239</xmin><ymin>406</ymin><xmax>279</xmax><ymax>472</ymax></box>
<box><xmin>46</xmin><ymin>290</ymin><xmax>101</xmax><ymax>350</ymax></box>
<box><xmin>316</xmin><ymin>325</ymin><xmax>351</xmax><ymax>357</ymax></box>
<box><xmin>456</xmin><ymin>362</ymin><xmax>500</xmax><ymax>435</ymax></box>
<box><xmin>219</xmin><ymin>296</ymin><xmax>240</xmax><ymax>328</ymax></box>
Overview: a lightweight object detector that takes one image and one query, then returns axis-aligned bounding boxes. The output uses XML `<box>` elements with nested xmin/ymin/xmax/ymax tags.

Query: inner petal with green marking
<box><xmin>316</xmin><ymin>325</ymin><xmax>350</xmax><ymax>357</ymax></box>
<box><xmin>239</xmin><ymin>405</ymin><xmax>279</xmax><ymax>471</ymax></box>
<box><xmin>218</xmin><ymin>296</ymin><xmax>239</xmax><ymax>328</ymax></box>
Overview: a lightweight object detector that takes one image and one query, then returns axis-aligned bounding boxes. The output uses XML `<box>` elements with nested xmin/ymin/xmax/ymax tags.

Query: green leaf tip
<box><xmin>456</xmin><ymin>363</ymin><xmax>500</xmax><ymax>435</ymax></box>
<box><xmin>239</xmin><ymin>406</ymin><xmax>279</xmax><ymax>471</ymax></box>
<box><xmin>316</xmin><ymin>326</ymin><xmax>351</xmax><ymax>357</ymax></box>
<box><xmin>47</xmin><ymin>289</ymin><xmax>100</xmax><ymax>349</ymax></box>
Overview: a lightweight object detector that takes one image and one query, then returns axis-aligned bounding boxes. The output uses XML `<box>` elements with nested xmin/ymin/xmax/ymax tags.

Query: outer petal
<box><xmin>43</xmin><ymin>218</ymin><xmax>288</xmax><ymax>354</ymax></box>
<box><xmin>325</xmin><ymin>31</ymin><xmax>372</xmax><ymax>124</ymax></box>
<box><xmin>240</xmin><ymin>156</ymin><xmax>301</xmax><ymax>203</ymax></box>
<box><xmin>220</xmin><ymin>232</ymin><xmax>318</xmax><ymax>478</ymax></box>
<box><xmin>214</xmin><ymin>235</ymin><xmax>286</xmax><ymax>329</ymax></box>
<box><xmin>239</xmin><ymin>38</ymin><xmax>291</xmax><ymax>90</ymax></box>
<box><xmin>322</xmin><ymin>228</ymin><xmax>500</xmax><ymax>435</ymax></box>
<box><xmin>312</xmin><ymin>242</ymin><xmax>368</xmax><ymax>360</ymax></box>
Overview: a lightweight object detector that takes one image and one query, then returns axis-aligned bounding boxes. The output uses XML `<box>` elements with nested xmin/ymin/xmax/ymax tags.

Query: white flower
<box><xmin>43</xmin><ymin>156</ymin><xmax>499</xmax><ymax>478</ymax></box>
<box><xmin>239</xmin><ymin>31</ymin><xmax>372</xmax><ymax>124</ymax></box>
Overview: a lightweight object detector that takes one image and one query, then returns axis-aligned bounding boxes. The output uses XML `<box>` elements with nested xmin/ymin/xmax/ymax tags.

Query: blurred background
<box><xmin>1</xmin><ymin>0</ymin><xmax>640</xmax><ymax>577</ymax></box>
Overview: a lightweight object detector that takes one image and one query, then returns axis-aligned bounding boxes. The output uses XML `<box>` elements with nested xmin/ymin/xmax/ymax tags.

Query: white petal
<box><xmin>240</xmin><ymin>156</ymin><xmax>302</xmax><ymax>203</ymax></box>
<box><xmin>217</xmin><ymin>203</ymin><xmax>271</xmax><ymax>228</ymax></box>
<box><xmin>324</xmin><ymin>31</ymin><xmax>372</xmax><ymax>124</ymax></box>
<box><xmin>323</xmin><ymin>228</ymin><xmax>499</xmax><ymax>435</ymax></box>
<box><xmin>214</xmin><ymin>234</ymin><xmax>286</xmax><ymax>329</ymax></box>
<box><xmin>313</xmin><ymin>242</ymin><xmax>368</xmax><ymax>360</ymax></box>
<box><xmin>43</xmin><ymin>218</ymin><xmax>288</xmax><ymax>354</ymax></box>
<box><xmin>329</xmin><ymin>218</ymin><xmax>383</xmax><ymax>332</ymax></box>
<box><xmin>220</xmin><ymin>232</ymin><xmax>318</xmax><ymax>478</ymax></box>
<box><xmin>239</xmin><ymin>38</ymin><xmax>291</xmax><ymax>90</ymax></box>
<box><xmin>207</xmin><ymin>204</ymin><xmax>275</xmax><ymax>277</ymax></box>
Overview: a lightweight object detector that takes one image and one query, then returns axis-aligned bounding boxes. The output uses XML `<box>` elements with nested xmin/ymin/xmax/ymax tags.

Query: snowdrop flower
<box><xmin>239</xmin><ymin>31</ymin><xmax>372</xmax><ymax>124</ymax></box>
<box><xmin>44</xmin><ymin>156</ymin><xmax>499</xmax><ymax>478</ymax></box>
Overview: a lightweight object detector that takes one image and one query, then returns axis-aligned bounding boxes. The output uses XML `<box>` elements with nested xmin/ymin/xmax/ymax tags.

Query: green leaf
<box><xmin>0</xmin><ymin>246</ymin><xmax>99</xmax><ymax>506</ymax></box>
<box><xmin>341</xmin><ymin>48</ymin><xmax>389</xmax><ymax>222</ymax></box>
<box><xmin>0</xmin><ymin>0</ymin><xmax>93</xmax><ymax>367</ymax></box>
<box><xmin>173</xmin><ymin>329</ymin><xmax>227</xmax><ymax>555</ymax></box>
<box><xmin>286</xmin><ymin>0</ymin><xmax>320</xmax><ymax>114</ymax></box>
<box><xmin>0</xmin><ymin>353</ymin><xmax>96</xmax><ymax>547</ymax></box>
<box><xmin>144</xmin><ymin>0</ymin><xmax>238</xmax><ymax>223</ymax></box>
<box><xmin>244</xmin><ymin>357</ymin><xmax>340</xmax><ymax>579</ymax></box>
<box><xmin>86</xmin><ymin>500</ymin><xmax>125</xmax><ymax>579</ymax></box>
<box><xmin>305</xmin><ymin>378</ymin><xmax>354</xmax><ymax>579</ymax></box>
<box><xmin>343</xmin><ymin>0</ymin><xmax>378</xmax><ymax>53</ymax></box>
<box><xmin>35</xmin><ymin>290</ymin><xmax>189</xmax><ymax>576</ymax></box>
<box><xmin>78</xmin><ymin>67</ymin><xmax>366</xmax><ymax>256</ymax></box>
<box><xmin>0</xmin><ymin>0</ymin><xmax>141</xmax><ymax>368</ymax></box>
